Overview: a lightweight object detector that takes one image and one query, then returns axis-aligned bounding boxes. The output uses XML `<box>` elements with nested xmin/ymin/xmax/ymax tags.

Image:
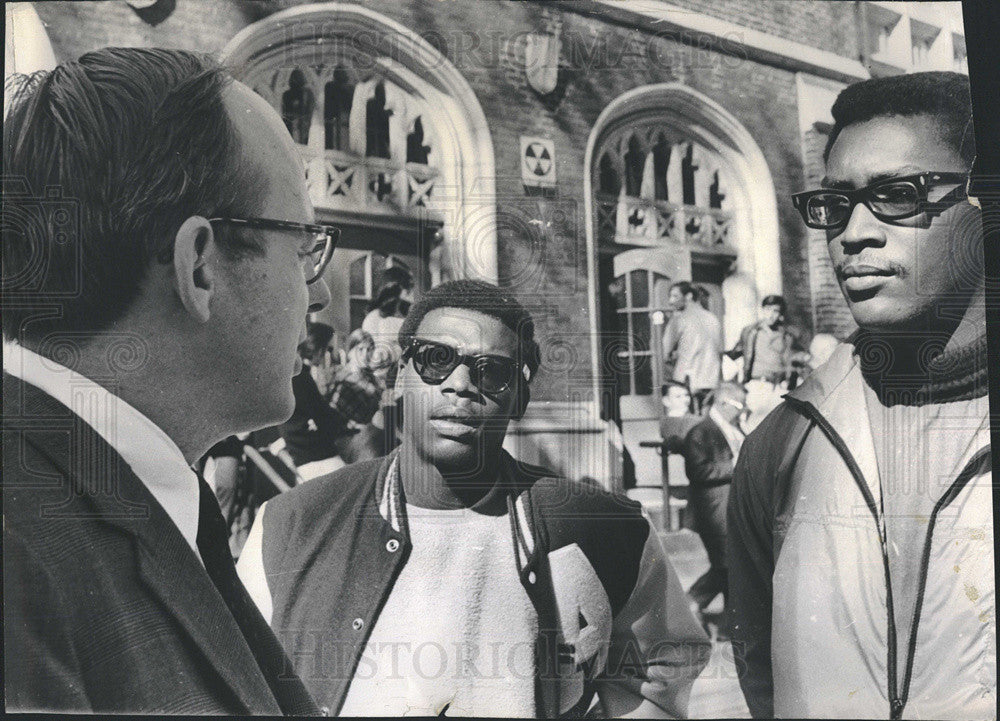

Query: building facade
<box><xmin>7</xmin><ymin>0</ymin><xmax>968</xmax><ymax>488</ymax></box>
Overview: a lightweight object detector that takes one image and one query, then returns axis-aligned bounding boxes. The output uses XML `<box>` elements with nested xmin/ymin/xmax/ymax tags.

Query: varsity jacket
<box><xmin>728</xmin><ymin>341</ymin><xmax>995</xmax><ymax>719</ymax></box>
<box><xmin>241</xmin><ymin>449</ymin><xmax>711</xmax><ymax>717</ymax></box>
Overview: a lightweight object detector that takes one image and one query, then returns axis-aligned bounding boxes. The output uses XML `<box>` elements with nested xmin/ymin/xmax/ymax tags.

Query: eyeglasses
<box><xmin>402</xmin><ymin>338</ymin><xmax>528</xmax><ymax>394</ymax></box>
<box><xmin>791</xmin><ymin>172</ymin><xmax>968</xmax><ymax>231</ymax></box>
<box><xmin>208</xmin><ymin>217</ymin><xmax>340</xmax><ymax>284</ymax></box>
<box><xmin>721</xmin><ymin>397</ymin><xmax>747</xmax><ymax>412</ymax></box>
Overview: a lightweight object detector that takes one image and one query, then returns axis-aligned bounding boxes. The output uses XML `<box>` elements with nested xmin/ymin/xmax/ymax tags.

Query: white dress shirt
<box><xmin>708</xmin><ymin>405</ymin><xmax>745</xmax><ymax>460</ymax></box>
<box><xmin>3</xmin><ymin>341</ymin><xmax>201</xmax><ymax>557</ymax></box>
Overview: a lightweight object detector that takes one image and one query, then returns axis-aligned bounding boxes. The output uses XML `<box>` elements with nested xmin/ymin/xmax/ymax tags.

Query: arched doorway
<box><xmin>584</xmin><ymin>83</ymin><xmax>781</xmax><ymax>488</ymax></box>
<box><xmin>220</xmin><ymin>2</ymin><xmax>498</xmax><ymax>339</ymax></box>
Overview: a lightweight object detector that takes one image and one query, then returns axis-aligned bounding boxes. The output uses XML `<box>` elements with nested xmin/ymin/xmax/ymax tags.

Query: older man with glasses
<box><xmin>681</xmin><ymin>382</ymin><xmax>747</xmax><ymax>632</ymax></box>
<box><xmin>3</xmin><ymin>48</ymin><xmax>338</xmax><ymax>714</ymax></box>
<box><xmin>237</xmin><ymin>279</ymin><xmax>711</xmax><ymax>718</ymax></box>
<box><xmin>728</xmin><ymin>71</ymin><xmax>993</xmax><ymax>720</ymax></box>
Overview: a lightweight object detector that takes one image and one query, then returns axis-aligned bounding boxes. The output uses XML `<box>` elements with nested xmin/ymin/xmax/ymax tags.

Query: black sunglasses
<box><xmin>209</xmin><ymin>217</ymin><xmax>340</xmax><ymax>283</ymax></box>
<box><xmin>791</xmin><ymin>171</ymin><xmax>968</xmax><ymax>231</ymax></box>
<box><xmin>403</xmin><ymin>338</ymin><xmax>527</xmax><ymax>394</ymax></box>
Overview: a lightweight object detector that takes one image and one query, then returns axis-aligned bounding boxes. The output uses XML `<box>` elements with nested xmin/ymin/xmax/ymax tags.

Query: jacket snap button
<box><xmin>320</xmin><ymin>707</ymin><xmax>330</xmax><ymax>716</ymax></box>
<box><xmin>386</xmin><ymin>538</ymin><xmax>400</xmax><ymax>552</ymax></box>
<box><xmin>352</xmin><ymin>617</ymin><xmax>364</xmax><ymax>631</ymax></box>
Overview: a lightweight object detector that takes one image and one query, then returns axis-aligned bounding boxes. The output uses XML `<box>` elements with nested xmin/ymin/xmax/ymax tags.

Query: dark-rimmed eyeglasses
<box><xmin>209</xmin><ymin>217</ymin><xmax>339</xmax><ymax>283</ymax></box>
<box><xmin>791</xmin><ymin>171</ymin><xmax>968</xmax><ymax>231</ymax></box>
<box><xmin>402</xmin><ymin>338</ymin><xmax>527</xmax><ymax>394</ymax></box>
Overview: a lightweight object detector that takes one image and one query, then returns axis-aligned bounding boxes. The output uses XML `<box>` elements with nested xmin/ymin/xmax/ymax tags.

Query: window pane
<box><xmin>324</xmin><ymin>66</ymin><xmax>354</xmax><ymax>151</ymax></box>
<box><xmin>281</xmin><ymin>68</ymin><xmax>314</xmax><ymax>145</ymax></box>
<box><xmin>631</xmin><ymin>311</ymin><xmax>651</xmax><ymax>353</ymax></box>
<box><xmin>349</xmin><ymin>254</ymin><xmax>369</xmax><ymax>296</ymax></box>
<box><xmin>630</xmin><ymin>269</ymin><xmax>649</xmax><ymax>308</ymax></box>
<box><xmin>634</xmin><ymin>353</ymin><xmax>652</xmax><ymax>396</ymax></box>
<box><xmin>350</xmin><ymin>299</ymin><xmax>368</xmax><ymax>332</ymax></box>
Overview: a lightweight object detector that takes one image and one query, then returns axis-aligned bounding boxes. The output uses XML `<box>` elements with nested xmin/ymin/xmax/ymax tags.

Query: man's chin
<box><xmin>418</xmin><ymin>435</ymin><xmax>487</xmax><ymax>473</ymax></box>
<box><xmin>846</xmin><ymin>295</ymin><xmax>925</xmax><ymax>334</ymax></box>
<box><xmin>248</xmin><ymin>392</ymin><xmax>297</xmax><ymax>431</ymax></box>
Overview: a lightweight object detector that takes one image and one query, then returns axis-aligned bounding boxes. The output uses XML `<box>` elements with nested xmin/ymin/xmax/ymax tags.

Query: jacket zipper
<box><xmin>786</xmin><ymin>399</ymin><xmax>990</xmax><ymax>720</ymax></box>
<box><xmin>785</xmin><ymin>398</ymin><xmax>903</xmax><ymax>718</ymax></box>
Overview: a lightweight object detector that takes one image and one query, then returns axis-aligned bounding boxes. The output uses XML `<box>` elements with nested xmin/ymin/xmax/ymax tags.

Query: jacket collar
<box><xmin>375</xmin><ymin>447</ymin><xmax>539</xmax><ymax>544</ymax></box>
<box><xmin>784</xmin><ymin>341</ymin><xmax>883</xmax><ymax>509</ymax></box>
<box><xmin>6</xmin><ymin>374</ymin><xmax>280</xmax><ymax>713</ymax></box>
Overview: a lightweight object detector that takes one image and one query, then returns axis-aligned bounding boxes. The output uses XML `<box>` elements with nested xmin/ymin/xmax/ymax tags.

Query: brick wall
<box><xmin>666</xmin><ymin>0</ymin><xmax>860</xmax><ymax>59</ymax></box>
<box><xmin>34</xmin><ymin>0</ymin><xmax>256</xmax><ymax>59</ymax></box>
<box><xmin>802</xmin><ymin>124</ymin><xmax>859</xmax><ymax>339</ymax></box>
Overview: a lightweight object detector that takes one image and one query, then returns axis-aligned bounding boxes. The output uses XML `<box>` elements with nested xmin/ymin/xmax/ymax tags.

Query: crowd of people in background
<box><xmin>658</xmin><ymin>287</ymin><xmax>837</xmax><ymax>633</ymax></box>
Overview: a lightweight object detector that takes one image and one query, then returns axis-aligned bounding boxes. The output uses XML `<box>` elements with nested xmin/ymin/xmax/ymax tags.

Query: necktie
<box><xmin>196</xmin><ymin>476</ymin><xmax>319</xmax><ymax>716</ymax></box>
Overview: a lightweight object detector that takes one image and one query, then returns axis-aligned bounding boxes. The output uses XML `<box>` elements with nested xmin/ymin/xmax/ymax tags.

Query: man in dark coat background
<box><xmin>683</xmin><ymin>382</ymin><xmax>747</xmax><ymax>622</ymax></box>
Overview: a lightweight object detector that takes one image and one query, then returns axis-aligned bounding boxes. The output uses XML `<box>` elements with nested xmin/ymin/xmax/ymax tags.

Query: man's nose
<box><xmin>442</xmin><ymin>362</ymin><xmax>477</xmax><ymax>397</ymax></box>
<box><xmin>308</xmin><ymin>276</ymin><xmax>331</xmax><ymax>313</ymax></box>
<box><xmin>834</xmin><ymin>201</ymin><xmax>887</xmax><ymax>251</ymax></box>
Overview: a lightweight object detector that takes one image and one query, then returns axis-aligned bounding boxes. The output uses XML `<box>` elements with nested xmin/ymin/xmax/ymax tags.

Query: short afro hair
<box><xmin>761</xmin><ymin>294</ymin><xmax>787</xmax><ymax>313</ymax></box>
<box><xmin>398</xmin><ymin>279</ymin><xmax>541</xmax><ymax>380</ymax></box>
<box><xmin>824</xmin><ymin>71</ymin><xmax>975</xmax><ymax>166</ymax></box>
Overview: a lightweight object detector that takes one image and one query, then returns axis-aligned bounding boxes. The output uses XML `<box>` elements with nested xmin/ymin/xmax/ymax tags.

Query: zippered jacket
<box><xmin>240</xmin><ymin>450</ymin><xmax>711</xmax><ymax>717</ymax></box>
<box><xmin>727</xmin><ymin>341</ymin><xmax>995</xmax><ymax>719</ymax></box>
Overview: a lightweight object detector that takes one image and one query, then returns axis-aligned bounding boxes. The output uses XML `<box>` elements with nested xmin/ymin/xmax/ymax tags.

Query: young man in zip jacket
<box><xmin>729</xmin><ymin>71</ymin><xmax>994</xmax><ymax>720</ymax></box>
<box><xmin>237</xmin><ymin>280</ymin><xmax>711</xmax><ymax>717</ymax></box>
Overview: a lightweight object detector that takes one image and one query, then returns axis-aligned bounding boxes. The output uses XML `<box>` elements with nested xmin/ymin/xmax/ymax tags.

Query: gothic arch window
<box><xmin>584</xmin><ymin>84</ymin><xmax>782</xmax><ymax>487</ymax></box>
<box><xmin>594</xmin><ymin>123</ymin><xmax>736</xmax><ymax>251</ymax></box>
<box><xmin>221</xmin><ymin>3</ymin><xmax>499</xmax><ymax>287</ymax></box>
<box><xmin>244</xmin><ymin>65</ymin><xmax>441</xmax><ymax>215</ymax></box>
<box><xmin>282</xmin><ymin>68</ymin><xmax>314</xmax><ymax>145</ymax></box>
<box><xmin>323</xmin><ymin>66</ymin><xmax>353</xmax><ymax>152</ymax></box>
<box><xmin>365</xmin><ymin>82</ymin><xmax>392</xmax><ymax>160</ymax></box>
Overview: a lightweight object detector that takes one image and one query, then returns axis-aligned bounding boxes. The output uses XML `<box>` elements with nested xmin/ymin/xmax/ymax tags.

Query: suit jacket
<box><xmin>279</xmin><ymin>366</ymin><xmax>347</xmax><ymax>467</ymax></box>
<box><xmin>2</xmin><ymin>374</ymin><xmax>317</xmax><ymax>715</ymax></box>
<box><xmin>683</xmin><ymin>415</ymin><xmax>736</xmax><ymax>489</ymax></box>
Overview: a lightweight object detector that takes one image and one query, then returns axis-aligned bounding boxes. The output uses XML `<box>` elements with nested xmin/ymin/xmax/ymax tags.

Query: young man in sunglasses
<box><xmin>237</xmin><ymin>279</ymin><xmax>711</xmax><ymax>717</ymax></box>
<box><xmin>729</xmin><ymin>71</ymin><xmax>993</xmax><ymax>719</ymax></box>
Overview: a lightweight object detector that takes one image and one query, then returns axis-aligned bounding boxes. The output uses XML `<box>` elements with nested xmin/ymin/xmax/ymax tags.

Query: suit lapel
<box><xmin>11</xmin><ymin>377</ymin><xmax>281</xmax><ymax>714</ymax></box>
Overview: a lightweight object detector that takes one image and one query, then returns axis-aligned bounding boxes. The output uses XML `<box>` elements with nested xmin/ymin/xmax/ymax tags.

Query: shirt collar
<box><xmin>2</xmin><ymin>340</ymin><xmax>201</xmax><ymax>555</ymax></box>
<box><xmin>709</xmin><ymin>406</ymin><xmax>744</xmax><ymax>456</ymax></box>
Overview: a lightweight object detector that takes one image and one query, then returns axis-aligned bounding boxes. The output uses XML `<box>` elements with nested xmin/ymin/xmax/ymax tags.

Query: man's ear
<box><xmin>390</xmin><ymin>358</ymin><xmax>407</xmax><ymax>402</ymax></box>
<box><xmin>173</xmin><ymin>216</ymin><xmax>217</xmax><ymax>323</ymax></box>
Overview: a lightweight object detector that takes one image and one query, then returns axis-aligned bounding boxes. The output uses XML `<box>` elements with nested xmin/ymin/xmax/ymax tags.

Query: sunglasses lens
<box><xmin>806</xmin><ymin>193</ymin><xmax>850</xmax><ymax>228</ymax></box>
<box><xmin>474</xmin><ymin>358</ymin><xmax>515</xmax><ymax>393</ymax></box>
<box><xmin>412</xmin><ymin>342</ymin><xmax>458</xmax><ymax>382</ymax></box>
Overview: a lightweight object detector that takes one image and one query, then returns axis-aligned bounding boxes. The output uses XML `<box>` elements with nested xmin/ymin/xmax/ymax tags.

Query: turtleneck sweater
<box><xmin>855</xmin><ymin>328</ymin><xmax>990</xmax><ymax>692</ymax></box>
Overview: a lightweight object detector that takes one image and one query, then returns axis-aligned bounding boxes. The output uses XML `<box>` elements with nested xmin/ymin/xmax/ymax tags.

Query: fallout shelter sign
<box><xmin>520</xmin><ymin>136</ymin><xmax>556</xmax><ymax>188</ymax></box>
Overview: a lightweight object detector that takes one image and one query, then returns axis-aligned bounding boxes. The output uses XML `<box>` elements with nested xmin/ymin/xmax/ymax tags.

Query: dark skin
<box><xmin>823</xmin><ymin>115</ymin><xmax>983</xmax><ymax>382</ymax></box>
<box><xmin>395</xmin><ymin>307</ymin><xmax>524</xmax><ymax>512</ymax></box>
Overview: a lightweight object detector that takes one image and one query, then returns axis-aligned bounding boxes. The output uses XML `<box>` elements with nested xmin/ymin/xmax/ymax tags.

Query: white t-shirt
<box><xmin>339</xmin><ymin>503</ymin><xmax>537</xmax><ymax>717</ymax></box>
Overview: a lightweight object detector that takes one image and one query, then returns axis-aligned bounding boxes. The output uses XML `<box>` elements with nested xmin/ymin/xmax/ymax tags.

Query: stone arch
<box><xmin>584</xmin><ymin>82</ymin><xmax>781</xmax><ymax>400</ymax></box>
<box><xmin>220</xmin><ymin>2</ymin><xmax>498</xmax><ymax>283</ymax></box>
